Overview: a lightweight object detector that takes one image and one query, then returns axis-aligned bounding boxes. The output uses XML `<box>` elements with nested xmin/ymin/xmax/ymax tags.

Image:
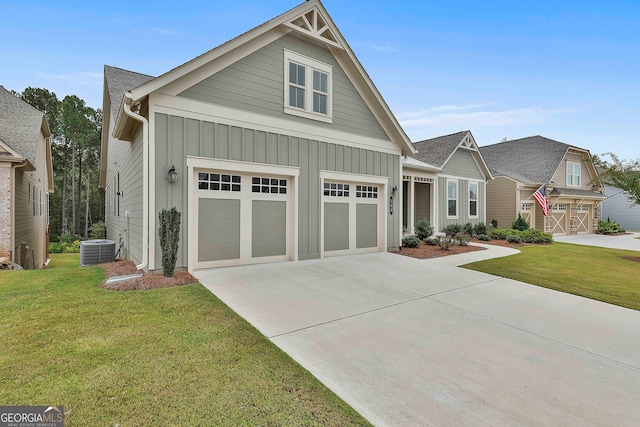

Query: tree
<box><xmin>597</xmin><ymin>153</ymin><xmax>640</xmax><ymax>206</ymax></box>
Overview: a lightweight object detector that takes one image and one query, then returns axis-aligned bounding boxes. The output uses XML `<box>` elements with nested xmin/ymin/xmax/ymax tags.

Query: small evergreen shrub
<box><xmin>476</xmin><ymin>234</ymin><xmax>491</xmax><ymax>241</ymax></box>
<box><xmin>455</xmin><ymin>232</ymin><xmax>471</xmax><ymax>246</ymax></box>
<box><xmin>444</xmin><ymin>224</ymin><xmax>463</xmax><ymax>236</ymax></box>
<box><xmin>415</xmin><ymin>219</ymin><xmax>434</xmax><ymax>240</ymax></box>
<box><xmin>58</xmin><ymin>233</ymin><xmax>73</xmax><ymax>245</ymax></box>
<box><xmin>512</xmin><ymin>213</ymin><xmax>530</xmax><ymax>231</ymax></box>
<box><xmin>49</xmin><ymin>242</ymin><xmax>63</xmax><ymax>253</ymax></box>
<box><xmin>506</xmin><ymin>234</ymin><xmax>523</xmax><ymax>243</ymax></box>
<box><xmin>424</xmin><ymin>237</ymin><xmax>439</xmax><ymax>246</ymax></box>
<box><xmin>520</xmin><ymin>229</ymin><xmax>553</xmax><ymax>244</ymax></box>
<box><xmin>598</xmin><ymin>220</ymin><xmax>625</xmax><ymax>235</ymax></box>
<box><xmin>462</xmin><ymin>222</ymin><xmax>474</xmax><ymax>235</ymax></box>
<box><xmin>437</xmin><ymin>236</ymin><xmax>455</xmax><ymax>251</ymax></box>
<box><xmin>488</xmin><ymin>228</ymin><xmax>512</xmax><ymax>240</ymax></box>
<box><xmin>473</xmin><ymin>222</ymin><xmax>488</xmax><ymax>236</ymax></box>
<box><xmin>490</xmin><ymin>219</ymin><xmax>498</xmax><ymax>229</ymax></box>
<box><xmin>159</xmin><ymin>207</ymin><xmax>182</xmax><ymax>278</ymax></box>
<box><xmin>402</xmin><ymin>235</ymin><xmax>421</xmax><ymax>248</ymax></box>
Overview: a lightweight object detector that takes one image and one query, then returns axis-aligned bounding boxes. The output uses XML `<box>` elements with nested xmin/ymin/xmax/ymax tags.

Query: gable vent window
<box><xmin>284</xmin><ymin>49</ymin><xmax>332</xmax><ymax>123</ymax></box>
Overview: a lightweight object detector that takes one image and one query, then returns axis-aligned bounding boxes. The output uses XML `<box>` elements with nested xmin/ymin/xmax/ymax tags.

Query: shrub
<box><xmin>462</xmin><ymin>222</ymin><xmax>474</xmax><ymax>235</ymax></box>
<box><xmin>598</xmin><ymin>220</ymin><xmax>625</xmax><ymax>235</ymax></box>
<box><xmin>89</xmin><ymin>221</ymin><xmax>106</xmax><ymax>239</ymax></box>
<box><xmin>488</xmin><ymin>228</ymin><xmax>512</xmax><ymax>240</ymax></box>
<box><xmin>512</xmin><ymin>213</ymin><xmax>530</xmax><ymax>231</ymax></box>
<box><xmin>455</xmin><ymin>232</ymin><xmax>471</xmax><ymax>246</ymax></box>
<box><xmin>473</xmin><ymin>222</ymin><xmax>488</xmax><ymax>236</ymax></box>
<box><xmin>49</xmin><ymin>242</ymin><xmax>63</xmax><ymax>253</ymax></box>
<box><xmin>506</xmin><ymin>234</ymin><xmax>523</xmax><ymax>243</ymax></box>
<box><xmin>490</xmin><ymin>219</ymin><xmax>498</xmax><ymax>229</ymax></box>
<box><xmin>402</xmin><ymin>235</ymin><xmax>421</xmax><ymax>248</ymax></box>
<box><xmin>520</xmin><ymin>229</ymin><xmax>553</xmax><ymax>244</ymax></box>
<box><xmin>424</xmin><ymin>237</ymin><xmax>439</xmax><ymax>246</ymax></box>
<box><xmin>58</xmin><ymin>232</ymin><xmax>73</xmax><ymax>245</ymax></box>
<box><xmin>444</xmin><ymin>224</ymin><xmax>463</xmax><ymax>236</ymax></box>
<box><xmin>158</xmin><ymin>207</ymin><xmax>182</xmax><ymax>278</ymax></box>
<box><xmin>437</xmin><ymin>237</ymin><xmax>455</xmax><ymax>251</ymax></box>
<box><xmin>415</xmin><ymin>219</ymin><xmax>434</xmax><ymax>240</ymax></box>
<box><xmin>476</xmin><ymin>234</ymin><xmax>491</xmax><ymax>241</ymax></box>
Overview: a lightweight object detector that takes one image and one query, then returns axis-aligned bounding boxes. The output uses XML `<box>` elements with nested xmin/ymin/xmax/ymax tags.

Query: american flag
<box><xmin>533</xmin><ymin>185</ymin><xmax>549</xmax><ymax>216</ymax></box>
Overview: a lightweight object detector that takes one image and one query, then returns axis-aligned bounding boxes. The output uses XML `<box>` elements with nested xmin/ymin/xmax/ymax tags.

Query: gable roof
<box><xmin>479</xmin><ymin>135</ymin><xmax>574</xmax><ymax>184</ymax></box>
<box><xmin>112</xmin><ymin>0</ymin><xmax>414</xmax><ymax>156</ymax></box>
<box><xmin>409</xmin><ymin>130</ymin><xmax>492</xmax><ymax>179</ymax></box>
<box><xmin>0</xmin><ymin>85</ymin><xmax>50</xmax><ymax>166</ymax></box>
<box><xmin>104</xmin><ymin>66</ymin><xmax>155</xmax><ymax>127</ymax></box>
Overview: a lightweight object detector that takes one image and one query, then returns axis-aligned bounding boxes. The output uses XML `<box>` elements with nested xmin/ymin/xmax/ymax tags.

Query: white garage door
<box><xmin>194</xmin><ymin>171</ymin><xmax>293</xmax><ymax>269</ymax></box>
<box><xmin>322</xmin><ymin>177</ymin><xmax>386</xmax><ymax>257</ymax></box>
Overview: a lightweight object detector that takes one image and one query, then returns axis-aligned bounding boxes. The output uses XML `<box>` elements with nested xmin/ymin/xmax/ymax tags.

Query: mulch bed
<box><xmin>622</xmin><ymin>256</ymin><xmax>640</xmax><ymax>263</ymax></box>
<box><xmin>99</xmin><ymin>259</ymin><xmax>198</xmax><ymax>291</ymax></box>
<box><xmin>394</xmin><ymin>238</ymin><xmax>528</xmax><ymax>260</ymax></box>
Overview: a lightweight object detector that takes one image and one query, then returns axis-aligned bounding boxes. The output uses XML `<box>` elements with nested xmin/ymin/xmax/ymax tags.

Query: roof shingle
<box><xmin>411</xmin><ymin>131</ymin><xmax>468</xmax><ymax>168</ymax></box>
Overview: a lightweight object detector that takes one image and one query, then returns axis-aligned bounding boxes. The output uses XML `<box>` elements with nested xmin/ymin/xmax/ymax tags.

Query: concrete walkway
<box><xmin>195</xmin><ymin>248</ymin><xmax>640</xmax><ymax>426</ymax></box>
<box><xmin>554</xmin><ymin>232</ymin><xmax>640</xmax><ymax>251</ymax></box>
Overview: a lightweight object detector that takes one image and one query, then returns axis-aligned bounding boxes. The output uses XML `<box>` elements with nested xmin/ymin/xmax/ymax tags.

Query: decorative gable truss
<box><xmin>284</xmin><ymin>7</ymin><xmax>343</xmax><ymax>49</ymax></box>
<box><xmin>460</xmin><ymin>132</ymin><xmax>479</xmax><ymax>151</ymax></box>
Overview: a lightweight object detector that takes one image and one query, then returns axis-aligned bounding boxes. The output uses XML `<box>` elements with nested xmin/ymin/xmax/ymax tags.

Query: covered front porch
<box><xmin>402</xmin><ymin>173</ymin><xmax>438</xmax><ymax>235</ymax></box>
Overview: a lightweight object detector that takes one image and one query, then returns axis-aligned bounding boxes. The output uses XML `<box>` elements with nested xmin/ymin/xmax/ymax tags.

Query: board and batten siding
<box><xmin>437</xmin><ymin>176</ymin><xmax>485</xmax><ymax>231</ymax></box>
<box><xmin>105</xmin><ymin>125</ymin><xmax>144</xmax><ymax>264</ymax></box>
<box><xmin>178</xmin><ymin>33</ymin><xmax>388</xmax><ymax>141</ymax></box>
<box><xmin>441</xmin><ymin>149</ymin><xmax>485</xmax><ymax>181</ymax></box>
<box><xmin>485</xmin><ymin>177</ymin><xmax>517</xmax><ymax>230</ymax></box>
<box><xmin>154</xmin><ymin>113</ymin><xmax>401</xmax><ymax>268</ymax></box>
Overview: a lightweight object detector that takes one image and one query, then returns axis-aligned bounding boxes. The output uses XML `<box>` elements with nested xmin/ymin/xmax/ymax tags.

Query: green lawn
<box><xmin>0</xmin><ymin>254</ymin><xmax>370</xmax><ymax>426</ymax></box>
<box><xmin>463</xmin><ymin>242</ymin><xmax>640</xmax><ymax>311</ymax></box>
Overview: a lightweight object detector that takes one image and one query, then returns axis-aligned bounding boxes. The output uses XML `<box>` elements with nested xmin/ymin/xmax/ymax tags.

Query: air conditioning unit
<box><xmin>80</xmin><ymin>240</ymin><xmax>116</xmax><ymax>266</ymax></box>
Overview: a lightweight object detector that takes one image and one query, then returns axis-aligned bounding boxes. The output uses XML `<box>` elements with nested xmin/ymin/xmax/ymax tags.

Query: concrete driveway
<box><xmin>195</xmin><ymin>249</ymin><xmax>640</xmax><ymax>426</ymax></box>
<box><xmin>554</xmin><ymin>231</ymin><xmax>640</xmax><ymax>251</ymax></box>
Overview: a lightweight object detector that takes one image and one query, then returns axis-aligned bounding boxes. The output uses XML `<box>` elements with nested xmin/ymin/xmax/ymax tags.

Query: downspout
<box><xmin>122</xmin><ymin>93</ymin><xmax>149</xmax><ymax>271</ymax></box>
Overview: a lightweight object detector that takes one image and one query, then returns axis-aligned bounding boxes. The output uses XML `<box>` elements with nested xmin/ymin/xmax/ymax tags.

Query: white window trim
<box><xmin>468</xmin><ymin>181</ymin><xmax>479</xmax><ymax>218</ymax></box>
<box><xmin>447</xmin><ymin>179</ymin><xmax>458</xmax><ymax>219</ymax></box>
<box><xmin>284</xmin><ymin>49</ymin><xmax>333</xmax><ymax>124</ymax></box>
<box><xmin>566</xmin><ymin>161</ymin><xmax>581</xmax><ymax>187</ymax></box>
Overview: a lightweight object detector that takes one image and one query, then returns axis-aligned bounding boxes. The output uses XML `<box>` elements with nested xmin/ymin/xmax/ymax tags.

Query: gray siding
<box><xmin>105</xmin><ymin>126</ymin><xmax>144</xmax><ymax>264</ymax></box>
<box><xmin>602</xmin><ymin>184</ymin><xmax>640</xmax><ymax>231</ymax></box>
<box><xmin>442</xmin><ymin>149</ymin><xmax>485</xmax><ymax>180</ymax></box>
<box><xmin>437</xmin><ymin>177</ymin><xmax>486</xmax><ymax>231</ymax></box>
<box><xmin>179</xmin><ymin>33</ymin><xmax>389</xmax><ymax>141</ymax></box>
<box><xmin>486</xmin><ymin>177</ymin><xmax>517</xmax><ymax>230</ymax></box>
<box><xmin>414</xmin><ymin>183</ymin><xmax>430</xmax><ymax>222</ymax></box>
<box><xmin>155</xmin><ymin>113</ymin><xmax>401</xmax><ymax>268</ymax></box>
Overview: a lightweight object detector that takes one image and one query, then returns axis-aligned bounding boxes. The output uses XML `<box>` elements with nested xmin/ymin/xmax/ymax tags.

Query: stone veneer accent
<box><xmin>593</xmin><ymin>203</ymin><xmax>601</xmax><ymax>233</ymax></box>
<box><xmin>569</xmin><ymin>204</ymin><xmax>578</xmax><ymax>235</ymax></box>
<box><xmin>0</xmin><ymin>166</ymin><xmax>11</xmax><ymax>258</ymax></box>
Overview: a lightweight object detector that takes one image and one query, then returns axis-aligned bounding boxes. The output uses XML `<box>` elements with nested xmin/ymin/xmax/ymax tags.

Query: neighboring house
<box><xmin>480</xmin><ymin>136</ymin><xmax>605</xmax><ymax>235</ymax></box>
<box><xmin>99</xmin><ymin>0</ymin><xmax>415</xmax><ymax>272</ymax></box>
<box><xmin>0</xmin><ymin>85</ymin><xmax>53</xmax><ymax>269</ymax></box>
<box><xmin>402</xmin><ymin>131</ymin><xmax>492</xmax><ymax>234</ymax></box>
<box><xmin>601</xmin><ymin>184</ymin><xmax>640</xmax><ymax>231</ymax></box>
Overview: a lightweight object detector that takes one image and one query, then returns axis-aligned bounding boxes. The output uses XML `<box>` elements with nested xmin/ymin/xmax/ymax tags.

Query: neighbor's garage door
<box><xmin>195</xmin><ymin>171</ymin><xmax>292</xmax><ymax>269</ymax></box>
<box><xmin>323</xmin><ymin>180</ymin><xmax>384</xmax><ymax>257</ymax></box>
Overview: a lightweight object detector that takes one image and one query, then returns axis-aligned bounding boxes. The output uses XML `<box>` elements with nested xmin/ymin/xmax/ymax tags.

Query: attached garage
<box><xmin>188</xmin><ymin>157</ymin><xmax>299</xmax><ymax>269</ymax></box>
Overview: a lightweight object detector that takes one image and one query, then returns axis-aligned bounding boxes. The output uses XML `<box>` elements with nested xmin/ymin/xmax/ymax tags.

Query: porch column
<box><xmin>570</xmin><ymin>203</ymin><xmax>578</xmax><ymax>235</ymax></box>
<box><xmin>407</xmin><ymin>177</ymin><xmax>415</xmax><ymax>235</ymax></box>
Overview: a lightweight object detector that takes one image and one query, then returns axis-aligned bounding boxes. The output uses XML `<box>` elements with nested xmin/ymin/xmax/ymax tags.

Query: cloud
<box><xmin>35</xmin><ymin>71</ymin><xmax>102</xmax><ymax>86</ymax></box>
<box><xmin>150</xmin><ymin>27</ymin><xmax>182</xmax><ymax>35</ymax></box>
<box><xmin>398</xmin><ymin>104</ymin><xmax>579</xmax><ymax>128</ymax></box>
<box><xmin>352</xmin><ymin>41</ymin><xmax>398</xmax><ymax>52</ymax></box>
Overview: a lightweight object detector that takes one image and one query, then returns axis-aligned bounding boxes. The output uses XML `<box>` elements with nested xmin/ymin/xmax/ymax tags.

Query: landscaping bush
<box><xmin>58</xmin><ymin>232</ymin><xmax>73</xmax><ymax>245</ymax></box>
<box><xmin>415</xmin><ymin>219</ymin><xmax>434</xmax><ymax>240</ymax></box>
<box><xmin>49</xmin><ymin>242</ymin><xmax>63</xmax><ymax>253</ymax></box>
<box><xmin>462</xmin><ymin>222</ymin><xmax>474</xmax><ymax>235</ymax></box>
<box><xmin>512</xmin><ymin>213</ymin><xmax>530</xmax><ymax>231</ymax></box>
<box><xmin>473</xmin><ymin>222</ymin><xmax>488</xmax><ymax>236</ymax></box>
<box><xmin>159</xmin><ymin>207</ymin><xmax>182</xmax><ymax>278</ymax></box>
<box><xmin>89</xmin><ymin>221</ymin><xmax>106</xmax><ymax>239</ymax></box>
<box><xmin>598</xmin><ymin>220</ymin><xmax>625</xmax><ymax>235</ymax></box>
<box><xmin>424</xmin><ymin>237</ymin><xmax>439</xmax><ymax>246</ymax></box>
<box><xmin>476</xmin><ymin>234</ymin><xmax>491</xmax><ymax>241</ymax></box>
<box><xmin>521</xmin><ymin>229</ymin><xmax>553</xmax><ymax>244</ymax></box>
<box><xmin>444</xmin><ymin>224</ymin><xmax>463</xmax><ymax>236</ymax></box>
<box><xmin>402</xmin><ymin>235</ymin><xmax>421</xmax><ymax>248</ymax></box>
<box><xmin>506</xmin><ymin>234</ymin><xmax>523</xmax><ymax>244</ymax></box>
<box><xmin>455</xmin><ymin>232</ymin><xmax>471</xmax><ymax>246</ymax></box>
<box><xmin>437</xmin><ymin>236</ymin><xmax>455</xmax><ymax>251</ymax></box>
<box><xmin>488</xmin><ymin>228</ymin><xmax>513</xmax><ymax>240</ymax></box>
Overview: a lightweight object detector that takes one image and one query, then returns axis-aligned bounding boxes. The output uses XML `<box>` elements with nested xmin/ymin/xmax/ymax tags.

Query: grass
<box><xmin>0</xmin><ymin>254</ymin><xmax>370</xmax><ymax>426</ymax></box>
<box><xmin>463</xmin><ymin>242</ymin><xmax>640</xmax><ymax>311</ymax></box>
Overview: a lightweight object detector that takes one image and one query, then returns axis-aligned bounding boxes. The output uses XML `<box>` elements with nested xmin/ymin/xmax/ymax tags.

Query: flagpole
<box><xmin>523</xmin><ymin>184</ymin><xmax>546</xmax><ymax>201</ymax></box>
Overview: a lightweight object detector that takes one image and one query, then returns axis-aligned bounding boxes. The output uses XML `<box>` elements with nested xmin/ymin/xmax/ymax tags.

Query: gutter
<box><xmin>121</xmin><ymin>93</ymin><xmax>149</xmax><ymax>271</ymax></box>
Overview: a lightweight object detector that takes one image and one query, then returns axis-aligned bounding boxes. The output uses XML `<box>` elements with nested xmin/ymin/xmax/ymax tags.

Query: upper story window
<box><xmin>469</xmin><ymin>182</ymin><xmax>478</xmax><ymax>218</ymax></box>
<box><xmin>284</xmin><ymin>49</ymin><xmax>332</xmax><ymax>123</ymax></box>
<box><xmin>566</xmin><ymin>161</ymin><xmax>581</xmax><ymax>187</ymax></box>
<box><xmin>447</xmin><ymin>179</ymin><xmax>458</xmax><ymax>218</ymax></box>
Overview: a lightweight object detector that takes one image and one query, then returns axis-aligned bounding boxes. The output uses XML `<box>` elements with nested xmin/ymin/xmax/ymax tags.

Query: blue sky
<box><xmin>2</xmin><ymin>0</ymin><xmax>639</xmax><ymax>159</ymax></box>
